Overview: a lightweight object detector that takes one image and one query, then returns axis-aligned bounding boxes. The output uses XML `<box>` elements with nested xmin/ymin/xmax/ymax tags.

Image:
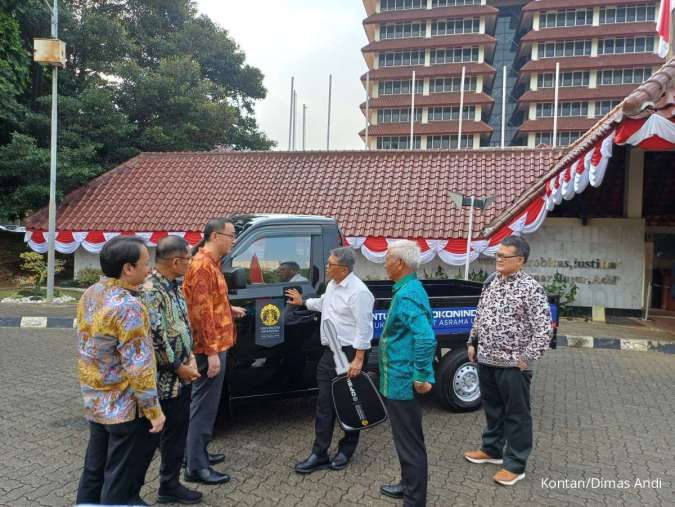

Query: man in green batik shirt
<box><xmin>378</xmin><ymin>240</ymin><xmax>436</xmax><ymax>507</ymax></box>
<box><xmin>140</xmin><ymin>236</ymin><xmax>202</xmax><ymax>505</ymax></box>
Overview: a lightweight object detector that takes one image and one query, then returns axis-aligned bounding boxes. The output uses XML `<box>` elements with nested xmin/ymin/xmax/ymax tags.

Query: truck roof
<box><xmin>229</xmin><ymin>214</ymin><xmax>337</xmax><ymax>236</ymax></box>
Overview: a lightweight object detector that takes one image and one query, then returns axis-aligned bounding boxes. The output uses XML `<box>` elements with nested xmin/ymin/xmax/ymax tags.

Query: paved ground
<box><xmin>559</xmin><ymin>316</ymin><xmax>675</xmax><ymax>343</ymax></box>
<box><xmin>0</xmin><ymin>328</ymin><xmax>673</xmax><ymax>507</ymax></box>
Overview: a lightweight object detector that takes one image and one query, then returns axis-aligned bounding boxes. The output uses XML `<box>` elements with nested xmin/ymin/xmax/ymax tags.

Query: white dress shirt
<box><xmin>305</xmin><ymin>272</ymin><xmax>374</xmax><ymax>350</ymax></box>
<box><xmin>289</xmin><ymin>273</ymin><xmax>309</xmax><ymax>282</ymax></box>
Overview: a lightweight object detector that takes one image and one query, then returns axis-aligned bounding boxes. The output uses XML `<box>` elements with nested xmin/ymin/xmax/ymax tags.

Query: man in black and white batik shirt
<box><xmin>463</xmin><ymin>235</ymin><xmax>551</xmax><ymax>487</ymax></box>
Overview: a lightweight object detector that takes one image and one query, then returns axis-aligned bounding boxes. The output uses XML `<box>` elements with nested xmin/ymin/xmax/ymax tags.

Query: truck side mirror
<box><xmin>224</xmin><ymin>268</ymin><xmax>247</xmax><ymax>290</ymax></box>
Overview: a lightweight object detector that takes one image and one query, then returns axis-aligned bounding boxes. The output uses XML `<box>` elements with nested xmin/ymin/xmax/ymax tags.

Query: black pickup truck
<box><xmin>220</xmin><ymin>214</ymin><xmax>559</xmax><ymax>413</ymax></box>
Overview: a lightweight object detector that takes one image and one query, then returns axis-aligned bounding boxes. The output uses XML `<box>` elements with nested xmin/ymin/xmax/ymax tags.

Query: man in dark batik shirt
<box><xmin>141</xmin><ymin>236</ymin><xmax>202</xmax><ymax>505</ymax></box>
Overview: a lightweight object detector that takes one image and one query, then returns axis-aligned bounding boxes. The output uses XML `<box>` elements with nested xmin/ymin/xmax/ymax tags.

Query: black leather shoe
<box><xmin>157</xmin><ymin>483</ymin><xmax>203</xmax><ymax>504</ymax></box>
<box><xmin>328</xmin><ymin>452</ymin><xmax>350</xmax><ymax>471</ymax></box>
<box><xmin>128</xmin><ymin>495</ymin><xmax>150</xmax><ymax>506</ymax></box>
<box><xmin>380</xmin><ymin>483</ymin><xmax>404</xmax><ymax>499</ymax></box>
<box><xmin>182</xmin><ymin>452</ymin><xmax>225</xmax><ymax>468</ymax></box>
<box><xmin>184</xmin><ymin>467</ymin><xmax>231</xmax><ymax>485</ymax></box>
<box><xmin>208</xmin><ymin>452</ymin><xmax>225</xmax><ymax>465</ymax></box>
<box><xmin>294</xmin><ymin>453</ymin><xmax>329</xmax><ymax>474</ymax></box>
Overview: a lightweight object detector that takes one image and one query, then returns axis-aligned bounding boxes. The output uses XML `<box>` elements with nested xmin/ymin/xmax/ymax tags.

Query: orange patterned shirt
<box><xmin>183</xmin><ymin>248</ymin><xmax>235</xmax><ymax>355</ymax></box>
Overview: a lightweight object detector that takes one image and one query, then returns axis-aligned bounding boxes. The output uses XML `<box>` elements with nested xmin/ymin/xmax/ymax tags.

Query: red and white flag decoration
<box><xmin>657</xmin><ymin>0</ymin><xmax>674</xmax><ymax>58</ymax></box>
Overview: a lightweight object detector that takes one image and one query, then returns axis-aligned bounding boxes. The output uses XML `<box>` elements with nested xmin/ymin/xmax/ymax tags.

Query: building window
<box><xmin>427</xmin><ymin>135</ymin><xmax>474</xmax><ymax>149</ymax></box>
<box><xmin>428</xmin><ymin>105</ymin><xmax>475</xmax><ymax>121</ymax></box>
<box><xmin>599</xmin><ymin>4</ymin><xmax>657</xmax><ymax>24</ymax></box>
<box><xmin>537</xmin><ymin>40</ymin><xmax>592</xmax><ymax>58</ymax></box>
<box><xmin>537</xmin><ymin>71</ymin><xmax>590</xmax><ymax>88</ymax></box>
<box><xmin>380</xmin><ymin>22</ymin><xmax>424</xmax><ymax>39</ymax></box>
<box><xmin>536</xmin><ymin>102</ymin><xmax>589</xmax><ymax>118</ymax></box>
<box><xmin>377</xmin><ymin>136</ymin><xmax>422</xmax><ymax>149</ymax></box>
<box><xmin>540</xmin><ymin>9</ymin><xmax>593</xmax><ymax>28</ymax></box>
<box><xmin>599</xmin><ymin>67</ymin><xmax>653</xmax><ymax>85</ymax></box>
<box><xmin>598</xmin><ymin>37</ymin><xmax>655</xmax><ymax>55</ymax></box>
<box><xmin>430</xmin><ymin>76</ymin><xmax>478</xmax><ymax>92</ymax></box>
<box><xmin>378</xmin><ymin>79</ymin><xmax>424</xmax><ymax>95</ymax></box>
<box><xmin>381</xmin><ymin>0</ymin><xmax>425</xmax><ymax>12</ymax></box>
<box><xmin>431</xmin><ymin>18</ymin><xmax>480</xmax><ymax>36</ymax></box>
<box><xmin>432</xmin><ymin>0</ymin><xmax>481</xmax><ymax>6</ymax></box>
<box><xmin>232</xmin><ymin>236</ymin><xmax>312</xmax><ymax>285</ymax></box>
<box><xmin>377</xmin><ymin>108</ymin><xmax>423</xmax><ymax>123</ymax></box>
<box><xmin>379</xmin><ymin>49</ymin><xmax>426</xmax><ymax>67</ymax></box>
<box><xmin>430</xmin><ymin>46</ymin><xmax>479</xmax><ymax>64</ymax></box>
<box><xmin>535</xmin><ymin>131</ymin><xmax>583</xmax><ymax>146</ymax></box>
<box><xmin>595</xmin><ymin>100</ymin><xmax>621</xmax><ymax>117</ymax></box>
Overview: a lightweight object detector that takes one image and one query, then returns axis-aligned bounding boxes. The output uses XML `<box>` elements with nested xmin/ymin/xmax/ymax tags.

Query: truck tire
<box><xmin>435</xmin><ymin>348</ymin><xmax>481</xmax><ymax>412</ymax></box>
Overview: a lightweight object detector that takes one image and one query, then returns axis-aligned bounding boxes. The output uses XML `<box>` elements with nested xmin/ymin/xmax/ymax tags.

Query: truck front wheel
<box><xmin>436</xmin><ymin>348</ymin><xmax>481</xmax><ymax>412</ymax></box>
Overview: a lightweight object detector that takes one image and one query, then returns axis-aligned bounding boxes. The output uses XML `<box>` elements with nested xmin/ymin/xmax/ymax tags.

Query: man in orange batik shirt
<box><xmin>183</xmin><ymin>218</ymin><xmax>246</xmax><ymax>485</ymax></box>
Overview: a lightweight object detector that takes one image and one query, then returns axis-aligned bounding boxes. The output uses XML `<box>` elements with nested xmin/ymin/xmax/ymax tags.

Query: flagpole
<box><xmin>365</xmin><ymin>71</ymin><xmax>370</xmax><ymax>149</ymax></box>
<box><xmin>457</xmin><ymin>66</ymin><xmax>466</xmax><ymax>149</ymax></box>
<box><xmin>326</xmin><ymin>74</ymin><xmax>332</xmax><ymax>151</ymax></box>
<box><xmin>552</xmin><ymin>61</ymin><xmax>560</xmax><ymax>148</ymax></box>
<box><xmin>288</xmin><ymin>77</ymin><xmax>294</xmax><ymax>151</ymax></box>
<box><xmin>409</xmin><ymin>69</ymin><xmax>416</xmax><ymax>150</ymax></box>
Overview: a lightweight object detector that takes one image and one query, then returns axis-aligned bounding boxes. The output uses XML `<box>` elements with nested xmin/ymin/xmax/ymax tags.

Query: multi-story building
<box><xmin>360</xmin><ymin>0</ymin><xmax>664</xmax><ymax>149</ymax></box>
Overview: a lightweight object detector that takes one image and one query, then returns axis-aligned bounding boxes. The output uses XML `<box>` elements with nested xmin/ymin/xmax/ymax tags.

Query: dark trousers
<box><xmin>76</xmin><ymin>417</ymin><xmax>159</xmax><ymax>505</ymax></box>
<box><xmin>186</xmin><ymin>350</ymin><xmax>227</xmax><ymax>471</ymax></box>
<box><xmin>385</xmin><ymin>397</ymin><xmax>428</xmax><ymax>507</ymax></box>
<box><xmin>159</xmin><ymin>386</ymin><xmax>191</xmax><ymax>491</ymax></box>
<box><xmin>311</xmin><ymin>346</ymin><xmax>363</xmax><ymax>458</ymax></box>
<box><xmin>478</xmin><ymin>364</ymin><xmax>533</xmax><ymax>474</ymax></box>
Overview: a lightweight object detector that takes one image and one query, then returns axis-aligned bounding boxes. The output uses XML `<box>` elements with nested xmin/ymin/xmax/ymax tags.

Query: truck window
<box><xmin>232</xmin><ymin>236</ymin><xmax>312</xmax><ymax>285</ymax></box>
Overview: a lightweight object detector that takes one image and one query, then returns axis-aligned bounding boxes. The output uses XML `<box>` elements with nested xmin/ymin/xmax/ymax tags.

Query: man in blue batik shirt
<box><xmin>378</xmin><ymin>240</ymin><xmax>436</xmax><ymax>507</ymax></box>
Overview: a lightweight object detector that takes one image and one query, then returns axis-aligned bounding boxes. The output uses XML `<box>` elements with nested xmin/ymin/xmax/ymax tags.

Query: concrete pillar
<box><xmin>530</xmin><ymin>74</ymin><xmax>538</xmax><ymax>91</ymax></box>
<box><xmin>644</xmin><ymin>240</ymin><xmax>654</xmax><ymax>312</ymax></box>
<box><xmin>624</xmin><ymin>148</ymin><xmax>645</xmax><ymax>219</ymax></box>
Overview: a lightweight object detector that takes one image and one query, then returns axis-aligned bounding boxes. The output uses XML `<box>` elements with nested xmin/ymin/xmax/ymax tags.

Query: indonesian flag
<box><xmin>657</xmin><ymin>0</ymin><xmax>674</xmax><ymax>58</ymax></box>
<box><xmin>249</xmin><ymin>253</ymin><xmax>264</xmax><ymax>283</ymax></box>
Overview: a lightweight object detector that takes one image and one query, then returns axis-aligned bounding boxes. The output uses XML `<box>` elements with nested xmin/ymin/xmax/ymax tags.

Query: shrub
<box><xmin>75</xmin><ymin>268</ymin><xmax>104</xmax><ymax>287</ymax></box>
<box><xmin>544</xmin><ymin>271</ymin><xmax>578</xmax><ymax>316</ymax></box>
<box><xmin>19</xmin><ymin>252</ymin><xmax>65</xmax><ymax>287</ymax></box>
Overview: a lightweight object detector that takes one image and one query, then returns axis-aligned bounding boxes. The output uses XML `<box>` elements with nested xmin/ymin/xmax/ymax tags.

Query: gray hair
<box><xmin>330</xmin><ymin>247</ymin><xmax>355</xmax><ymax>272</ymax></box>
<box><xmin>387</xmin><ymin>240</ymin><xmax>421</xmax><ymax>270</ymax></box>
<box><xmin>501</xmin><ymin>235</ymin><xmax>530</xmax><ymax>262</ymax></box>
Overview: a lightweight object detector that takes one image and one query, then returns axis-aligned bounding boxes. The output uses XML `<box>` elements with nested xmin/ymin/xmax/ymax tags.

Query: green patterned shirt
<box><xmin>140</xmin><ymin>270</ymin><xmax>193</xmax><ymax>399</ymax></box>
<box><xmin>379</xmin><ymin>273</ymin><xmax>436</xmax><ymax>401</ymax></box>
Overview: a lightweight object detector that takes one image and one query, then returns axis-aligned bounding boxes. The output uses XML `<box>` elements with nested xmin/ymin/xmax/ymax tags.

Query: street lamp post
<box><xmin>36</xmin><ymin>0</ymin><xmax>62</xmax><ymax>300</ymax></box>
<box><xmin>449</xmin><ymin>192</ymin><xmax>495</xmax><ymax>280</ymax></box>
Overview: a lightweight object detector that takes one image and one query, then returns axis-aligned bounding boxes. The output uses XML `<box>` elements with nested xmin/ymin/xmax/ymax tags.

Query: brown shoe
<box><xmin>493</xmin><ymin>468</ymin><xmax>526</xmax><ymax>486</ymax></box>
<box><xmin>463</xmin><ymin>450</ymin><xmax>503</xmax><ymax>465</ymax></box>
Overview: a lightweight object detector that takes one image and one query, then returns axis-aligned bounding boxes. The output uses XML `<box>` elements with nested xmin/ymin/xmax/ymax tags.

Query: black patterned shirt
<box><xmin>140</xmin><ymin>270</ymin><xmax>193</xmax><ymax>399</ymax></box>
<box><xmin>468</xmin><ymin>270</ymin><xmax>551</xmax><ymax>368</ymax></box>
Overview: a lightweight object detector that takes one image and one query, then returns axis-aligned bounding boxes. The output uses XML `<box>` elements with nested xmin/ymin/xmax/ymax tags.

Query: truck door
<box><xmin>223</xmin><ymin>226</ymin><xmax>324</xmax><ymax>399</ymax></box>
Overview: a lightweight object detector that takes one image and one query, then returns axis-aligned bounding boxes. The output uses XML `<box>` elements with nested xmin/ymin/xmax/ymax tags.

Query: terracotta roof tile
<box><xmin>363</xmin><ymin>5</ymin><xmax>498</xmax><ymax>25</ymax></box>
<box><xmin>362</xmin><ymin>34</ymin><xmax>496</xmax><ymax>52</ymax></box>
<box><xmin>25</xmin><ymin>150</ymin><xmax>564</xmax><ymax>239</ymax></box>
<box><xmin>520</xmin><ymin>22</ymin><xmax>658</xmax><ymax>43</ymax></box>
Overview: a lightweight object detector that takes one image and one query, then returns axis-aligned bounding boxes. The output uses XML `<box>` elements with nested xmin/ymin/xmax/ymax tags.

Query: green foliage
<box><xmin>75</xmin><ymin>267</ymin><xmax>103</xmax><ymax>287</ymax></box>
<box><xmin>422</xmin><ymin>266</ymin><xmax>449</xmax><ymax>280</ymax></box>
<box><xmin>544</xmin><ymin>271</ymin><xmax>578</xmax><ymax>316</ymax></box>
<box><xmin>19</xmin><ymin>251</ymin><xmax>65</xmax><ymax>288</ymax></box>
<box><xmin>0</xmin><ymin>0</ymin><xmax>274</xmax><ymax>221</ymax></box>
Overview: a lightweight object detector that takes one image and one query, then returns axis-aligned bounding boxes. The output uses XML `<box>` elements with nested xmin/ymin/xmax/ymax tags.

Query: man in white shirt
<box><xmin>286</xmin><ymin>247</ymin><xmax>374</xmax><ymax>474</ymax></box>
<box><xmin>278</xmin><ymin>261</ymin><xmax>309</xmax><ymax>283</ymax></box>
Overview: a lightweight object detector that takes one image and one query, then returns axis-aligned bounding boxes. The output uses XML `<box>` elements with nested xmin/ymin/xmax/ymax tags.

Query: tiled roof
<box><xmin>520</xmin><ymin>22</ymin><xmax>658</xmax><ymax>44</ymax></box>
<box><xmin>361</xmin><ymin>91</ymin><xmax>495</xmax><ymax>109</ymax></box>
<box><xmin>361</xmin><ymin>62</ymin><xmax>496</xmax><ymax>81</ymax></box>
<box><xmin>362</xmin><ymin>34</ymin><xmax>496</xmax><ymax>53</ymax></box>
<box><xmin>520</xmin><ymin>54</ymin><xmax>664</xmax><ymax>73</ymax></box>
<box><xmin>24</xmin><ymin>150</ymin><xmax>564</xmax><ymax>239</ymax></box>
<box><xmin>363</xmin><ymin>5</ymin><xmax>498</xmax><ymax>25</ymax></box>
<box><xmin>622</xmin><ymin>59</ymin><xmax>675</xmax><ymax>119</ymax></box>
<box><xmin>518</xmin><ymin>85</ymin><xmax>638</xmax><ymax>103</ymax></box>
<box><xmin>360</xmin><ymin>120</ymin><xmax>493</xmax><ymax>136</ymax></box>
<box><xmin>517</xmin><ymin>118</ymin><xmax>598</xmax><ymax>133</ymax></box>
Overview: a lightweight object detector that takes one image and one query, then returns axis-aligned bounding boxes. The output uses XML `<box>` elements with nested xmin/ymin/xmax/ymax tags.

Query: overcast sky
<box><xmin>195</xmin><ymin>0</ymin><xmax>369</xmax><ymax>150</ymax></box>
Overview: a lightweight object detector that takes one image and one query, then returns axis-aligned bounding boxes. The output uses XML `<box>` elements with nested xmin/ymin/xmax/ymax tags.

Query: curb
<box><xmin>557</xmin><ymin>335</ymin><xmax>675</xmax><ymax>355</ymax></box>
<box><xmin>0</xmin><ymin>317</ymin><xmax>76</xmax><ymax>329</ymax></box>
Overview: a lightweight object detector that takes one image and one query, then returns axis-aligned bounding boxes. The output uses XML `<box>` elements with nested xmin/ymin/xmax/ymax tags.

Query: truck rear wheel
<box><xmin>436</xmin><ymin>348</ymin><xmax>481</xmax><ymax>412</ymax></box>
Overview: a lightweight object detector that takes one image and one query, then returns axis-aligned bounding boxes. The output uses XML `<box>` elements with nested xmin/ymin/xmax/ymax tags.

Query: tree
<box><xmin>0</xmin><ymin>0</ymin><xmax>273</xmax><ymax>221</ymax></box>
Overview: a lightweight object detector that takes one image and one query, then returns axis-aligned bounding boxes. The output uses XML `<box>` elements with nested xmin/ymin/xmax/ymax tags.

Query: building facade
<box><xmin>360</xmin><ymin>0</ymin><xmax>664</xmax><ymax>149</ymax></box>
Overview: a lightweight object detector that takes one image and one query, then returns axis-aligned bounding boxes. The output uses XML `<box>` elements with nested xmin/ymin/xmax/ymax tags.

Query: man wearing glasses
<box><xmin>140</xmin><ymin>236</ymin><xmax>202</xmax><ymax>504</ymax></box>
<box><xmin>463</xmin><ymin>236</ymin><xmax>551</xmax><ymax>487</ymax></box>
<box><xmin>286</xmin><ymin>247</ymin><xmax>374</xmax><ymax>474</ymax></box>
<box><xmin>183</xmin><ymin>218</ymin><xmax>247</xmax><ymax>485</ymax></box>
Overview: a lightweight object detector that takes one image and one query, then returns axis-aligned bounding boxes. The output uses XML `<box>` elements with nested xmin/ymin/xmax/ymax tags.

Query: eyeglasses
<box><xmin>326</xmin><ymin>262</ymin><xmax>347</xmax><ymax>268</ymax></box>
<box><xmin>216</xmin><ymin>232</ymin><xmax>235</xmax><ymax>240</ymax></box>
<box><xmin>173</xmin><ymin>256</ymin><xmax>192</xmax><ymax>263</ymax></box>
<box><xmin>495</xmin><ymin>253</ymin><xmax>522</xmax><ymax>260</ymax></box>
